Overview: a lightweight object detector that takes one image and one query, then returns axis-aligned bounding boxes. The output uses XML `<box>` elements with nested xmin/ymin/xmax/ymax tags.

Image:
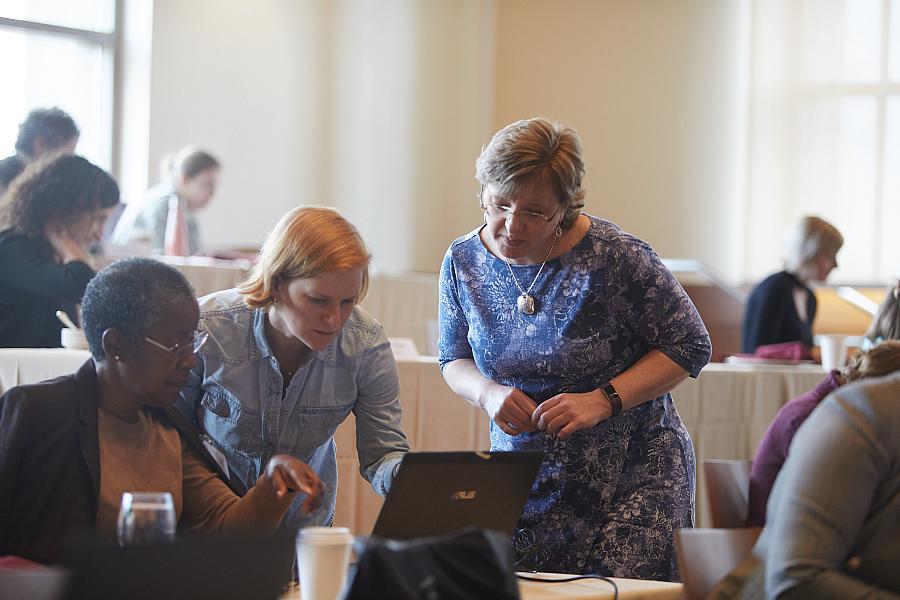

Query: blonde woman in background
<box><xmin>176</xmin><ymin>207</ymin><xmax>410</xmax><ymax>529</ymax></box>
<box><xmin>742</xmin><ymin>215</ymin><xmax>843</xmax><ymax>355</ymax></box>
<box><xmin>113</xmin><ymin>146</ymin><xmax>220</xmax><ymax>255</ymax></box>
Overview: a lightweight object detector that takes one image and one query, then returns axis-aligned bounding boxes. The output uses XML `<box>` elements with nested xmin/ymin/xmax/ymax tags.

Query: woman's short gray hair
<box><xmin>81</xmin><ymin>258</ymin><xmax>195</xmax><ymax>360</ymax></box>
<box><xmin>783</xmin><ymin>215</ymin><xmax>843</xmax><ymax>277</ymax></box>
<box><xmin>475</xmin><ymin>117</ymin><xmax>585</xmax><ymax>230</ymax></box>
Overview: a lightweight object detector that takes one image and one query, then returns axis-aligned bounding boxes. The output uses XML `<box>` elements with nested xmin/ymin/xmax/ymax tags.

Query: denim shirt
<box><xmin>176</xmin><ymin>289</ymin><xmax>410</xmax><ymax>529</ymax></box>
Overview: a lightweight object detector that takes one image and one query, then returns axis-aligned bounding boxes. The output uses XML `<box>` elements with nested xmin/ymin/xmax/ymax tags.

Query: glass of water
<box><xmin>117</xmin><ymin>492</ymin><xmax>176</xmax><ymax>545</ymax></box>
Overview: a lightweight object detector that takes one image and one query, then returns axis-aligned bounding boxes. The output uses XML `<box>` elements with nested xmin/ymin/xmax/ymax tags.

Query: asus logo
<box><xmin>450</xmin><ymin>490</ymin><xmax>477</xmax><ymax>500</ymax></box>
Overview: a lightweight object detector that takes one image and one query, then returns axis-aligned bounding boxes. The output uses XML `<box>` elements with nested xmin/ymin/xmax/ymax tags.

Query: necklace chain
<box><xmin>504</xmin><ymin>231</ymin><xmax>560</xmax><ymax>297</ymax></box>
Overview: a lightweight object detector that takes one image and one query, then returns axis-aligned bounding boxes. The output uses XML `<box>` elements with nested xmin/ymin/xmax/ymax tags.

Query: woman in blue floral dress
<box><xmin>438</xmin><ymin>118</ymin><xmax>711</xmax><ymax>581</ymax></box>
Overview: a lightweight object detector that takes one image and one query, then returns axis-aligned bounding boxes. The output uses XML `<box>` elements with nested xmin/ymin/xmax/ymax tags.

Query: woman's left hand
<box><xmin>264</xmin><ymin>455</ymin><xmax>324</xmax><ymax>514</ymax></box>
<box><xmin>531</xmin><ymin>390</ymin><xmax>612</xmax><ymax>440</ymax></box>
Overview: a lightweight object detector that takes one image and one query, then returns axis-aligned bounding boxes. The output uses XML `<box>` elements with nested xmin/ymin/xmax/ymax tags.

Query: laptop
<box><xmin>58</xmin><ymin>531</ymin><xmax>295</xmax><ymax>600</ymax></box>
<box><xmin>371</xmin><ymin>450</ymin><xmax>544</xmax><ymax>540</ymax></box>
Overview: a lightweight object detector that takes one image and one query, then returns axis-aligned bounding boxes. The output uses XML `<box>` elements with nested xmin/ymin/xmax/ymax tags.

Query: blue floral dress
<box><xmin>438</xmin><ymin>216</ymin><xmax>711</xmax><ymax>580</ymax></box>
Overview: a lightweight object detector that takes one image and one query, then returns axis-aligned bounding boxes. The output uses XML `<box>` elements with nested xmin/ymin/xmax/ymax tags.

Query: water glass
<box><xmin>117</xmin><ymin>492</ymin><xmax>176</xmax><ymax>545</ymax></box>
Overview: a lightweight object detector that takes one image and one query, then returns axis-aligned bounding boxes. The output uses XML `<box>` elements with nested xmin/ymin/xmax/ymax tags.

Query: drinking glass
<box><xmin>117</xmin><ymin>492</ymin><xmax>176</xmax><ymax>545</ymax></box>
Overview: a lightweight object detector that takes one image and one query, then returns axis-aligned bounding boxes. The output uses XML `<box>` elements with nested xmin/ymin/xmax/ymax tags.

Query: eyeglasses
<box><xmin>482</xmin><ymin>201</ymin><xmax>566</xmax><ymax>224</ymax></box>
<box><xmin>143</xmin><ymin>329</ymin><xmax>209</xmax><ymax>360</ymax></box>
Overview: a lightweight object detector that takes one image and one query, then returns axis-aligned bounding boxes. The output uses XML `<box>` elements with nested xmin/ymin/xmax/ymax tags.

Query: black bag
<box><xmin>343</xmin><ymin>527</ymin><xmax>519</xmax><ymax>600</ymax></box>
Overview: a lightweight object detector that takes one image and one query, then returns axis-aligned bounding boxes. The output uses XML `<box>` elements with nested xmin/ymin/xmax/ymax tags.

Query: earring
<box><xmin>555</xmin><ymin>225</ymin><xmax>562</xmax><ymax>237</ymax></box>
<box><xmin>113</xmin><ymin>355</ymin><xmax>121</xmax><ymax>361</ymax></box>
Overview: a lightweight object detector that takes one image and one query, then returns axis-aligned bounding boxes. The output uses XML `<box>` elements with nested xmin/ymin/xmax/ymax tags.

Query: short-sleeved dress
<box><xmin>438</xmin><ymin>216</ymin><xmax>711</xmax><ymax>580</ymax></box>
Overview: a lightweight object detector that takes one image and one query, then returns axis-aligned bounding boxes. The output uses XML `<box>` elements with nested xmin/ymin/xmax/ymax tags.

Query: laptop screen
<box><xmin>371</xmin><ymin>450</ymin><xmax>543</xmax><ymax>540</ymax></box>
<box><xmin>59</xmin><ymin>531</ymin><xmax>295</xmax><ymax>600</ymax></box>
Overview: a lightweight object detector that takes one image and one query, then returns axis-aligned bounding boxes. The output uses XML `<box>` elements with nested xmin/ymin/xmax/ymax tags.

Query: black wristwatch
<box><xmin>601</xmin><ymin>382</ymin><xmax>622</xmax><ymax>418</ymax></box>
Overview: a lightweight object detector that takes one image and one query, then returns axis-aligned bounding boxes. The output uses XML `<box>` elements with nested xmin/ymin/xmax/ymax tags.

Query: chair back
<box><xmin>704</xmin><ymin>459</ymin><xmax>752</xmax><ymax>528</ymax></box>
<box><xmin>675</xmin><ymin>527</ymin><xmax>762</xmax><ymax>600</ymax></box>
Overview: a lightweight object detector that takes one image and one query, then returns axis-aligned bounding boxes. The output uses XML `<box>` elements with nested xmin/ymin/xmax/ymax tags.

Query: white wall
<box><xmin>143</xmin><ymin>0</ymin><xmax>748</xmax><ymax>280</ymax></box>
<box><xmin>148</xmin><ymin>1</ymin><xmax>329</xmax><ymax>251</ymax></box>
<box><xmin>147</xmin><ymin>0</ymin><xmax>494</xmax><ymax>270</ymax></box>
<box><xmin>493</xmin><ymin>0</ymin><xmax>748</xmax><ymax>281</ymax></box>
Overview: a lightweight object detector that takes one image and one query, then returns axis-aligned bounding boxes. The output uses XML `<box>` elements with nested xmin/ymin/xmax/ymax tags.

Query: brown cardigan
<box><xmin>0</xmin><ymin>360</ymin><xmax>244</xmax><ymax>563</ymax></box>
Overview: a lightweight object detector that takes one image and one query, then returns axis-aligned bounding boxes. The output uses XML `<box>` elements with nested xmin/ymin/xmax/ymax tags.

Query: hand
<box><xmin>531</xmin><ymin>389</ymin><xmax>612</xmax><ymax>440</ymax></box>
<box><xmin>265</xmin><ymin>455</ymin><xmax>324</xmax><ymax>514</ymax></box>
<box><xmin>45</xmin><ymin>226</ymin><xmax>91</xmax><ymax>264</ymax></box>
<box><xmin>482</xmin><ymin>384</ymin><xmax>539</xmax><ymax>436</ymax></box>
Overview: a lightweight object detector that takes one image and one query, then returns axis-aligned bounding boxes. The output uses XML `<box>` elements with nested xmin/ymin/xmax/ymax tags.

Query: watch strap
<box><xmin>601</xmin><ymin>382</ymin><xmax>622</xmax><ymax>418</ymax></box>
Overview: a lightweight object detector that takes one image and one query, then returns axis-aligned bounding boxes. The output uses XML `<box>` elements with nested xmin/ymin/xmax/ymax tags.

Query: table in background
<box><xmin>280</xmin><ymin>575</ymin><xmax>682</xmax><ymax>600</ymax></box>
<box><xmin>0</xmin><ymin>349</ymin><xmax>826</xmax><ymax>530</ymax></box>
<box><xmin>156</xmin><ymin>255</ymin><xmax>252</xmax><ymax>297</ymax></box>
<box><xmin>0</xmin><ymin>348</ymin><xmax>91</xmax><ymax>393</ymax></box>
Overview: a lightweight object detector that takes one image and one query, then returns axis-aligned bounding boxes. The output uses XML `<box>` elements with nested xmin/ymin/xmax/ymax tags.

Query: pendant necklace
<box><xmin>504</xmin><ymin>228</ymin><xmax>561</xmax><ymax>315</ymax></box>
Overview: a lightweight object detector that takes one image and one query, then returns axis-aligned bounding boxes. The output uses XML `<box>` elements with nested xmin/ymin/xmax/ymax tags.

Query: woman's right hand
<box><xmin>481</xmin><ymin>383</ymin><xmax>539</xmax><ymax>436</ymax></box>
<box><xmin>263</xmin><ymin>455</ymin><xmax>324</xmax><ymax>514</ymax></box>
<box><xmin>45</xmin><ymin>226</ymin><xmax>92</xmax><ymax>264</ymax></box>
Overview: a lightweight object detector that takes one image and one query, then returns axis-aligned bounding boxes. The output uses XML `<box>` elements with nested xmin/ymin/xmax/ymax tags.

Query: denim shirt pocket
<box><xmin>199</xmin><ymin>386</ymin><xmax>263</xmax><ymax>457</ymax></box>
<box><xmin>294</xmin><ymin>401</ymin><xmax>354</xmax><ymax>454</ymax></box>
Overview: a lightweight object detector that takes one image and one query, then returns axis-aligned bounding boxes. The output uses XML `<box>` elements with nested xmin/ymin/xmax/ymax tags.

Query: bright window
<box><xmin>0</xmin><ymin>0</ymin><xmax>116</xmax><ymax>169</ymax></box>
<box><xmin>745</xmin><ymin>0</ymin><xmax>900</xmax><ymax>284</ymax></box>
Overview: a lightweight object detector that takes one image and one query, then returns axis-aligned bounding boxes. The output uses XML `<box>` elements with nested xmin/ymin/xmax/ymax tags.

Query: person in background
<box><xmin>0</xmin><ymin>107</ymin><xmax>79</xmax><ymax>198</ymax></box>
<box><xmin>112</xmin><ymin>146</ymin><xmax>220</xmax><ymax>255</ymax></box>
<box><xmin>0</xmin><ymin>154</ymin><xmax>118</xmax><ymax>348</ymax></box>
<box><xmin>861</xmin><ymin>280</ymin><xmax>900</xmax><ymax>350</ymax></box>
<box><xmin>0</xmin><ymin>259</ymin><xmax>323</xmax><ymax>563</ymax></box>
<box><xmin>711</xmin><ymin>373</ymin><xmax>900</xmax><ymax>598</ymax></box>
<box><xmin>747</xmin><ymin>340</ymin><xmax>900</xmax><ymax>526</ymax></box>
<box><xmin>439</xmin><ymin>117</ymin><xmax>711</xmax><ymax>579</ymax></box>
<box><xmin>742</xmin><ymin>215</ymin><xmax>843</xmax><ymax>356</ymax></box>
<box><xmin>177</xmin><ymin>207</ymin><xmax>410</xmax><ymax>529</ymax></box>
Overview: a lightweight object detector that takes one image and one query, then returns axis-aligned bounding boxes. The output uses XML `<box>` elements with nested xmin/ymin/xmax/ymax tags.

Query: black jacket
<box><xmin>0</xmin><ymin>229</ymin><xmax>95</xmax><ymax>348</ymax></box>
<box><xmin>742</xmin><ymin>271</ymin><xmax>816</xmax><ymax>353</ymax></box>
<box><xmin>0</xmin><ymin>360</ymin><xmax>244</xmax><ymax>563</ymax></box>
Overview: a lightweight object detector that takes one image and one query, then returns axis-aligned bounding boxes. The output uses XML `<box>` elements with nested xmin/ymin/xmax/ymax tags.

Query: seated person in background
<box><xmin>112</xmin><ymin>146</ymin><xmax>220</xmax><ymax>255</ymax></box>
<box><xmin>0</xmin><ymin>258</ymin><xmax>323</xmax><ymax>563</ymax></box>
<box><xmin>177</xmin><ymin>207</ymin><xmax>410</xmax><ymax>529</ymax></box>
<box><xmin>0</xmin><ymin>154</ymin><xmax>118</xmax><ymax>348</ymax></box>
<box><xmin>0</xmin><ymin>107</ymin><xmax>79</xmax><ymax>197</ymax></box>
<box><xmin>747</xmin><ymin>340</ymin><xmax>900</xmax><ymax>526</ymax></box>
<box><xmin>742</xmin><ymin>215</ymin><xmax>843</xmax><ymax>356</ymax></box>
<box><xmin>712</xmin><ymin>372</ymin><xmax>900</xmax><ymax>599</ymax></box>
<box><xmin>862</xmin><ymin>280</ymin><xmax>900</xmax><ymax>350</ymax></box>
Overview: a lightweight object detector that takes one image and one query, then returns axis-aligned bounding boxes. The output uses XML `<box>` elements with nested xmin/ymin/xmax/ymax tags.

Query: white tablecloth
<box><xmin>0</xmin><ymin>349</ymin><xmax>826</xmax><ymax>530</ymax></box>
<box><xmin>0</xmin><ymin>348</ymin><xmax>91</xmax><ymax>394</ymax></box>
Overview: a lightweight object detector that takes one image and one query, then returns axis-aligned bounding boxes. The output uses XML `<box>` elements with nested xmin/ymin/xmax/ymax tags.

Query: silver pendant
<box><xmin>517</xmin><ymin>293</ymin><xmax>536</xmax><ymax>315</ymax></box>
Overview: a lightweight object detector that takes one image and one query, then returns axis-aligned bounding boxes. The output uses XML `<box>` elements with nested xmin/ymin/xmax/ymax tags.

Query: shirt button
<box><xmin>846</xmin><ymin>556</ymin><xmax>861</xmax><ymax>571</ymax></box>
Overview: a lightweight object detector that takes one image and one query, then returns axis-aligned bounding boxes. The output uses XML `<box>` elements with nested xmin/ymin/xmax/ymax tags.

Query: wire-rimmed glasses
<box><xmin>143</xmin><ymin>329</ymin><xmax>209</xmax><ymax>359</ymax></box>
<box><xmin>481</xmin><ymin>200</ymin><xmax>567</xmax><ymax>224</ymax></box>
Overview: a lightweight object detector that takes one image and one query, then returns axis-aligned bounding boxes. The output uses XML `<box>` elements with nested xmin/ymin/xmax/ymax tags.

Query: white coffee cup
<box><xmin>61</xmin><ymin>328</ymin><xmax>89</xmax><ymax>350</ymax></box>
<box><xmin>296</xmin><ymin>526</ymin><xmax>353</xmax><ymax>600</ymax></box>
<box><xmin>816</xmin><ymin>334</ymin><xmax>847</xmax><ymax>372</ymax></box>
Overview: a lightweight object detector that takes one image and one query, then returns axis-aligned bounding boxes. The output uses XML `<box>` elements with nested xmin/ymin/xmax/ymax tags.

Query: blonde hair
<box><xmin>842</xmin><ymin>340</ymin><xmax>900</xmax><ymax>382</ymax></box>
<box><xmin>864</xmin><ymin>281</ymin><xmax>900</xmax><ymax>344</ymax></box>
<box><xmin>475</xmin><ymin>117</ymin><xmax>585</xmax><ymax>230</ymax></box>
<box><xmin>240</xmin><ymin>207</ymin><xmax>371</xmax><ymax>309</ymax></box>
<box><xmin>783</xmin><ymin>215</ymin><xmax>843</xmax><ymax>280</ymax></box>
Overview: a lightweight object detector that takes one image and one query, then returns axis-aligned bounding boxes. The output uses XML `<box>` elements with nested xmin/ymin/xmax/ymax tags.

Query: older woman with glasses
<box><xmin>439</xmin><ymin>118</ymin><xmax>711</xmax><ymax>580</ymax></box>
<box><xmin>0</xmin><ymin>258</ymin><xmax>322</xmax><ymax>563</ymax></box>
